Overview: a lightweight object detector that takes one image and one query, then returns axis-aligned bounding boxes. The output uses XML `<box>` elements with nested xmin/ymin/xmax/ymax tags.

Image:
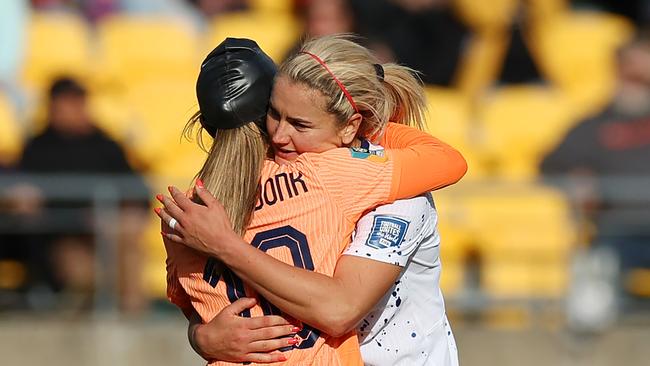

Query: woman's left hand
<box><xmin>155</xmin><ymin>181</ymin><xmax>239</xmax><ymax>258</ymax></box>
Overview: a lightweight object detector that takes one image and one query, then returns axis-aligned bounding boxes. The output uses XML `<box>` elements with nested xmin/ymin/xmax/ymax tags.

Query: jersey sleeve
<box><xmin>343</xmin><ymin>196</ymin><xmax>434</xmax><ymax>267</ymax></box>
<box><xmin>164</xmin><ymin>238</ymin><xmax>194</xmax><ymax>315</ymax></box>
<box><xmin>308</xmin><ymin>123</ymin><xmax>466</xmax><ymax>223</ymax></box>
<box><xmin>380</xmin><ymin>123</ymin><xmax>467</xmax><ymax>201</ymax></box>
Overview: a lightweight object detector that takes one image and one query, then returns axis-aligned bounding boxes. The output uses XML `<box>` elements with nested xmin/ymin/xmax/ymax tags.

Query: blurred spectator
<box><xmin>13</xmin><ymin>77</ymin><xmax>150</xmax><ymax>313</ymax></box>
<box><xmin>185</xmin><ymin>0</ymin><xmax>248</xmax><ymax>18</ymax></box>
<box><xmin>350</xmin><ymin>0</ymin><xmax>470</xmax><ymax>85</ymax></box>
<box><xmin>572</xmin><ymin>0</ymin><xmax>650</xmax><ymax>27</ymax></box>
<box><xmin>30</xmin><ymin>0</ymin><xmax>119</xmax><ymax>22</ymax></box>
<box><xmin>284</xmin><ymin>0</ymin><xmax>358</xmax><ymax>60</ymax></box>
<box><xmin>541</xmin><ymin>31</ymin><xmax>650</xmax><ymax>297</ymax></box>
<box><xmin>120</xmin><ymin>0</ymin><xmax>196</xmax><ymax>18</ymax></box>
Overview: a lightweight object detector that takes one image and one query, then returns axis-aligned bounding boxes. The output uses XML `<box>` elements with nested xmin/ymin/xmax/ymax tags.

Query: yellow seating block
<box><xmin>21</xmin><ymin>12</ymin><xmax>92</xmax><ymax>93</ymax></box>
<box><xmin>96</xmin><ymin>15</ymin><xmax>199</xmax><ymax>86</ymax></box>
<box><xmin>476</xmin><ymin>86</ymin><xmax>577</xmax><ymax>179</ymax></box>
<box><xmin>532</xmin><ymin>11</ymin><xmax>634</xmax><ymax>117</ymax></box>
<box><xmin>0</xmin><ymin>93</ymin><xmax>23</xmax><ymax>165</ymax></box>
<box><xmin>206</xmin><ymin>11</ymin><xmax>301</xmax><ymax>62</ymax></box>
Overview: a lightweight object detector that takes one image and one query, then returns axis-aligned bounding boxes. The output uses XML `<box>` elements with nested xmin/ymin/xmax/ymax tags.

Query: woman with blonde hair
<box><xmin>159</xmin><ymin>35</ymin><xmax>464</xmax><ymax>365</ymax></box>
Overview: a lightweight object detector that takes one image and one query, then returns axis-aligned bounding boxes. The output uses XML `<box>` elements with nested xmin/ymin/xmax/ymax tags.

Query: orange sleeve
<box><xmin>166</xmin><ymin>267</ymin><xmax>193</xmax><ymax>318</ymax></box>
<box><xmin>309</xmin><ymin>123</ymin><xmax>466</xmax><ymax>222</ymax></box>
<box><xmin>164</xmin><ymin>238</ymin><xmax>194</xmax><ymax>317</ymax></box>
<box><xmin>380</xmin><ymin>122</ymin><xmax>467</xmax><ymax>201</ymax></box>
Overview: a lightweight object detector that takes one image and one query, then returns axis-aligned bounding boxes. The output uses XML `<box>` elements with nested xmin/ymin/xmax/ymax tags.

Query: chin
<box><xmin>274</xmin><ymin>155</ymin><xmax>297</xmax><ymax>165</ymax></box>
<box><xmin>274</xmin><ymin>150</ymin><xmax>299</xmax><ymax>165</ymax></box>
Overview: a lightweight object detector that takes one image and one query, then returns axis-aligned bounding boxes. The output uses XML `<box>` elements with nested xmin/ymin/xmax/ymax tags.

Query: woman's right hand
<box><xmin>190</xmin><ymin>297</ymin><xmax>300</xmax><ymax>363</ymax></box>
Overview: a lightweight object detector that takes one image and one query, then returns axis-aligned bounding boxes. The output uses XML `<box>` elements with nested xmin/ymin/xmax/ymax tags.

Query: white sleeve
<box><xmin>343</xmin><ymin>195</ymin><xmax>434</xmax><ymax>267</ymax></box>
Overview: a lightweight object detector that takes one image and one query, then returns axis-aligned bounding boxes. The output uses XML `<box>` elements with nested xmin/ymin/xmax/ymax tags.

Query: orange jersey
<box><xmin>166</xmin><ymin>123</ymin><xmax>467</xmax><ymax>366</ymax></box>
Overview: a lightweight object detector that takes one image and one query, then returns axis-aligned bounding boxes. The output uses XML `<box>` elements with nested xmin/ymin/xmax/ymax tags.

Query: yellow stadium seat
<box><xmin>424</xmin><ymin>87</ymin><xmax>487</xmax><ymax>179</ymax></box>
<box><xmin>453</xmin><ymin>0</ymin><xmax>567</xmax><ymax>30</ymax></box>
<box><xmin>462</xmin><ymin>185</ymin><xmax>577</xmax><ymax>297</ymax></box>
<box><xmin>0</xmin><ymin>93</ymin><xmax>23</xmax><ymax>165</ymax></box>
<box><xmin>424</xmin><ymin>87</ymin><xmax>471</xmax><ymax>151</ymax></box>
<box><xmin>453</xmin><ymin>0</ymin><xmax>519</xmax><ymax>30</ymax></box>
<box><xmin>21</xmin><ymin>12</ymin><xmax>92</xmax><ymax>94</ymax></box>
<box><xmin>531</xmin><ymin>11</ymin><xmax>634</xmax><ymax>117</ymax></box>
<box><xmin>250</xmin><ymin>0</ymin><xmax>293</xmax><ymax>13</ymax></box>
<box><xmin>143</xmin><ymin>173</ymin><xmax>204</xmax><ymax>299</ymax></box>
<box><xmin>206</xmin><ymin>11</ymin><xmax>301</xmax><ymax>62</ymax></box>
<box><xmin>96</xmin><ymin>15</ymin><xmax>200</xmax><ymax>87</ymax></box>
<box><xmin>526</xmin><ymin>0</ymin><xmax>568</xmax><ymax>21</ymax></box>
<box><xmin>121</xmin><ymin>80</ymin><xmax>198</xmax><ymax>170</ymax></box>
<box><xmin>476</xmin><ymin>85</ymin><xmax>577</xmax><ymax>179</ymax></box>
<box><xmin>432</xmin><ymin>190</ymin><xmax>474</xmax><ymax>295</ymax></box>
<box><xmin>455</xmin><ymin>29</ymin><xmax>509</xmax><ymax>99</ymax></box>
<box><xmin>482</xmin><ymin>259</ymin><xmax>569</xmax><ymax>298</ymax></box>
<box><xmin>0</xmin><ymin>260</ymin><xmax>27</xmax><ymax>290</ymax></box>
<box><xmin>89</xmin><ymin>90</ymin><xmax>134</xmax><ymax>146</ymax></box>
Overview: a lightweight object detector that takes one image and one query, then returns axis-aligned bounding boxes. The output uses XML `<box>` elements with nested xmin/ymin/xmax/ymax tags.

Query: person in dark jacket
<box><xmin>14</xmin><ymin>77</ymin><xmax>150</xmax><ymax>313</ymax></box>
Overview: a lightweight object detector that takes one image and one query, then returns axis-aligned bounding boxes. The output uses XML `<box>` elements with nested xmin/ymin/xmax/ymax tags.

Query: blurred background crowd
<box><xmin>1</xmin><ymin>0</ymin><xmax>650</xmax><ymax>364</ymax></box>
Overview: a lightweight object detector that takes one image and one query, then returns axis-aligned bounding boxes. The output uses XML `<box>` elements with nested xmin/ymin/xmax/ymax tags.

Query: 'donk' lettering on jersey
<box><xmin>255</xmin><ymin>172</ymin><xmax>308</xmax><ymax>210</ymax></box>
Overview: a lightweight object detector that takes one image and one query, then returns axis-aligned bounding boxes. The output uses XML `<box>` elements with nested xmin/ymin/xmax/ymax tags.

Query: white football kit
<box><xmin>344</xmin><ymin>194</ymin><xmax>459</xmax><ymax>366</ymax></box>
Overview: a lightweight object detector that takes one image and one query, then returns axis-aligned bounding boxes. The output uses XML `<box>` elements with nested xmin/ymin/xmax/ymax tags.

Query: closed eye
<box><xmin>267</xmin><ymin>105</ymin><xmax>280</xmax><ymax>121</ymax></box>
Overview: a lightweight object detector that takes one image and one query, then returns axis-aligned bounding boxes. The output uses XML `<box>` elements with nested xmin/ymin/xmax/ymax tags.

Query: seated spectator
<box><xmin>30</xmin><ymin>0</ymin><xmax>119</xmax><ymax>23</ymax></box>
<box><xmin>284</xmin><ymin>0</ymin><xmax>358</xmax><ymax>60</ymax></box>
<box><xmin>541</xmin><ymin>31</ymin><xmax>650</xmax><ymax>298</ymax></box>
<box><xmin>571</xmin><ymin>0</ymin><xmax>650</xmax><ymax>27</ymax></box>
<box><xmin>185</xmin><ymin>0</ymin><xmax>248</xmax><ymax>18</ymax></box>
<box><xmin>14</xmin><ymin>77</ymin><xmax>150</xmax><ymax>313</ymax></box>
<box><xmin>351</xmin><ymin>0</ymin><xmax>470</xmax><ymax>86</ymax></box>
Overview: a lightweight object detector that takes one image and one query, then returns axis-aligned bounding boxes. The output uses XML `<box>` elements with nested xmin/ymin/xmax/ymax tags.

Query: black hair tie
<box><xmin>374</xmin><ymin>63</ymin><xmax>384</xmax><ymax>81</ymax></box>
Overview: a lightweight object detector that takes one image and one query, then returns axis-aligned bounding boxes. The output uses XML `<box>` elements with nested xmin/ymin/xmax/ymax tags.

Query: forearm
<box><xmin>214</xmin><ymin>237</ymin><xmax>360</xmax><ymax>335</ymax></box>
<box><xmin>188</xmin><ymin>310</ymin><xmax>209</xmax><ymax>361</ymax></box>
<box><xmin>384</xmin><ymin>123</ymin><xmax>467</xmax><ymax>199</ymax></box>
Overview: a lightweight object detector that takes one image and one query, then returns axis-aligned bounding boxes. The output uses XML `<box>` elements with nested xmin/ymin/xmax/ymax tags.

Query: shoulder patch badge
<box><xmin>349</xmin><ymin>146</ymin><xmax>388</xmax><ymax>163</ymax></box>
<box><xmin>366</xmin><ymin>215</ymin><xmax>410</xmax><ymax>249</ymax></box>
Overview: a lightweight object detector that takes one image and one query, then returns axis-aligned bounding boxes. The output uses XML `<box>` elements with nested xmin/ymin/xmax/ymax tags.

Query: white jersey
<box><xmin>344</xmin><ymin>194</ymin><xmax>458</xmax><ymax>366</ymax></box>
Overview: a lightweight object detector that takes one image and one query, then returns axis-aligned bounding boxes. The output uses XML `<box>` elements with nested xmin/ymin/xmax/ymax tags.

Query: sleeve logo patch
<box><xmin>349</xmin><ymin>147</ymin><xmax>388</xmax><ymax>163</ymax></box>
<box><xmin>366</xmin><ymin>215</ymin><xmax>410</xmax><ymax>249</ymax></box>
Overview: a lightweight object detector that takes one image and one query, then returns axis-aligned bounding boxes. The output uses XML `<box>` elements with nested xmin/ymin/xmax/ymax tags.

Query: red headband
<box><xmin>299</xmin><ymin>51</ymin><xmax>359</xmax><ymax>113</ymax></box>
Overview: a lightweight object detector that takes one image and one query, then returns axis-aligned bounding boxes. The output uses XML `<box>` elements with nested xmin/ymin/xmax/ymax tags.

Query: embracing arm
<box><xmin>158</xmin><ymin>187</ymin><xmax>429</xmax><ymax>337</ymax></box>
<box><xmin>381</xmin><ymin>122</ymin><xmax>467</xmax><ymax>198</ymax></box>
<box><xmin>219</xmin><ymin>239</ymin><xmax>400</xmax><ymax>337</ymax></box>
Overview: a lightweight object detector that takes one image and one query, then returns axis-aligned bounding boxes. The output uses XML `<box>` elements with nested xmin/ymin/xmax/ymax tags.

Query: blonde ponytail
<box><xmin>183</xmin><ymin>113</ymin><xmax>267</xmax><ymax>236</ymax></box>
<box><xmin>280</xmin><ymin>34</ymin><xmax>428</xmax><ymax>141</ymax></box>
<box><xmin>381</xmin><ymin>64</ymin><xmax>427</xmax><ymax>131</ymax></box>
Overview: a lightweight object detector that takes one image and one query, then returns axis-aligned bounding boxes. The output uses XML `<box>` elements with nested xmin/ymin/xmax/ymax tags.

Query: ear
<box><xmin>339</xmin><ymin>113</ymin><xmax>363</xmax><ymax>145</ymax></box>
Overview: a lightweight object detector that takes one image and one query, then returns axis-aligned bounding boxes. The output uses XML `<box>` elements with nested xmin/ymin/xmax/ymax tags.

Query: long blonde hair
<box><xmin>183</xmin><ymin>113</ymin><xmax>268</xmax><ymax>236</ymax></box>
<box><xmin>280</xmin><ymin>34</ymin><xmax>427</xmax><ymax>140</ymax></box>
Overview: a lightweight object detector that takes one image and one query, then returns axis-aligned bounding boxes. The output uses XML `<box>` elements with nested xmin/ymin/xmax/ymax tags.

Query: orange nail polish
<box><xmin>156</xmin><ymin>194</ymin><xmax>163</xmax><ymax>201</ymax></box>
<box><xmin>279</xmin><ymin>355</ymin><xmax>287</xmax><ymax>362</ymax></box>
<box><xmin>287</xmin><ymin>338</ymin><xmax>298</xmax><ymax>345</ymax></box>
<box><xmin>196</xmin><ymin>179</ymin><xmax>204</xmax><ymax>188</ymax></box>
<box><xmin>154</xmin><ymin>207</ymin><xmax>161</xmax><ymax>214</ymax></box>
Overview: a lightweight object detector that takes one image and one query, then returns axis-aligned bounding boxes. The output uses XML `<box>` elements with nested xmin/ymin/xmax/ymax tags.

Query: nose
<box><xmin>272</xmin><ymin>119</ymin><xmax>291</xmax><ymax>145</ymax></box>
